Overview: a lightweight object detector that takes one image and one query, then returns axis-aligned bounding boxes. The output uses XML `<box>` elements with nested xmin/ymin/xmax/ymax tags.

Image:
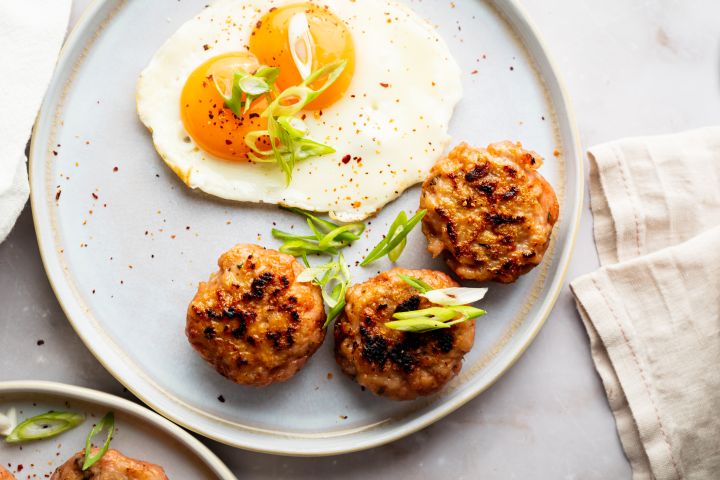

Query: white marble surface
<box><xmin>1</xmin><ymin>0</ymin><xmax>718</xmax><ymax>478</ymax></box>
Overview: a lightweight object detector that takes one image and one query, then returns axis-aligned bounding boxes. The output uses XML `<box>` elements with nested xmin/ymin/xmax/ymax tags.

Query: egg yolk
<box><xmin>249</xmin><ymin>3</ymin><xmax>355</xmax><ymax>110</ymax></box>
<box><xmin>180</xmin><ymin>52</ymin><xmax>269</xmax><ymax>162</ymax></box>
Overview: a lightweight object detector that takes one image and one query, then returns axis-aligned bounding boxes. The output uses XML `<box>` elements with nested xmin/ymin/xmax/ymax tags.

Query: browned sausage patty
<box><xmin>186</xmin><ymin>244</ymin><xmax>326</xmax><ymax>386</ymax></box>
<box><xmin>334</xmin><ymin>268</ymin><xmax>475</xmax><ymax>400</ymax></box>
<box><xmin>420</xmin><ymin>142</ymin><xmax>559</xmax><ymax>283</ymax></box>
<box><xmin>51</xmin><ymin>449</ymin><xmax>168</xmax><ymax>480</ymax></box>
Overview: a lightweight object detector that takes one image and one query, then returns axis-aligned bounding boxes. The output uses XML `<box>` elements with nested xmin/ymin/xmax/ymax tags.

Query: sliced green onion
<box><xmin>255</xmin><ymin>65</ymin><xmax>281</xmax><ymax>85</ymax></box>
<box><xmin>306</xmin><ymin>217</ymin><xmax>326</xmax><ymax>241</ymax></box>
<box><xmin>296</xmin><ymin>264</ymin><xmax>335</xmax><ymax>283</ymax></box>
<box><xmin>82</xmin><ymin>412</ymin><xmax>115</xmax><ymax>471</ymax></box>
<box><xmin>391</xmin><ymin>274</ymin><xmax>489</xmax><ymax>333</ymax></box>
<box><xmin>421</xmin><ymin>287</ymin><xmax>488</xmax><ymax>306</ymax></box>
<box><xmin>0</xmin><ymin>408</ymin><xmax>17</xmax><ymax>436</ymax></box>
<box><xmin>279</xmin><ymin>239</ymin><xmax>338</xmax><ymax>256</ymax></box>
<box><xmin>252</xmin><ymin>60</ymin><xmax>347</xmax><ymax>184</ymax></box>
<box><xmin>277</xmin><ymin>116</ymin><xmax>307</xmax><ymax>137</ymax></box>
<box><xmin>360</xmin><ymin>210</ymin><xmax>426</xmax><ymax>266</ymax></box>
<box><xmin>392</xmin><ymin>306</ymin><xmax>459</xmax><ymax>322</ymax></box>
<box><xmin>271</xmin><ymin>228</ymin><xmax>316</xmax><ymax>242</ymax></box>
<box><xmin>387</xmin><ymin>230</ymin><xmax>406</xmax><ymax>262</ymax></box>
<box><xmin>386</xmin><ymin>306</ymin><xmax>486</xmax><ymax>333</ymax></box>
<box><xmin>383</xmin><ymin>318</ymin><xmax>451</xmax><ymax>333</ymax></box>
<box><xmin>215</xmin><ymin>66</ymin><xmax>280</xmax><ymax>117</ymax></box>
<box><xmin>318</xmin><ymin>224</ymin><xmax>359</xmax><ymax>249</ymax></box>
<box><xmin>274</xmin><ymin>207</ymin><xmax>365</xmax><ymax>257</ymax></box>
<box><xmin>396</xmin><ymin>273</ymin><xmax>433</xmax><ymax>294</ymax></box>
<box><xmin>282</xmin><ymin>207</ymin><xmax>364</xmax><ymax>242</ymax></box>
<box><xmin>297</xmin><ymin>254</ymin><xmax>350</xmax><ymax>328</ymax></box>
<box><xmin>398</xmin><ymin>274</ymin><xmax>489</xmax><ymax>306</ymax></box>
<box><xmin>5</xmin><ymin>411</ymin><xmax>85</xmax><ymax>443</ymax></box>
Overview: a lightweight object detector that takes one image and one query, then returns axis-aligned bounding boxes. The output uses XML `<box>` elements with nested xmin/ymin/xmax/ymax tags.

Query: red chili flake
<box><xmin>256</xmin><ymin>20</ymin><xmax>262</xmax><ymax>29</ymax></box>
<box><xmin>37</xmin><ymin>340</ymin><xmax>45</xmax><ymax>346</ymax></box>
<box><xmin>379</xmin><ymin>82</ymin><xmax>390</xmax><ymax>88</ymax></box>
<box><xmin>471</xmin><ymin>69</ymin><xmax>478</xmax><ymax>74</ymax></box>
<box><xmin>341</xmin><ymin>154</ymin><xmax>351</xmax><ymax>164</ymax></box>
<box><xmin>225</xmin><ymin>139</ymin><xmax>233</xmax><ymax>145</ymax></box>
<box><xmin>113</xmin><ymin>166</ymin><xmax>118</xmax><ymax>172</ymax></box>
<box><xmin>249</xmin><ymin>113</ymin><xmax>259</xmax><ymax>119</ymax></box>
<box><xmin>52</xmin><ymin>150</ymin><xmax>58</xmax><ymax>156</ymax></box>
<box><xmin>203</xmin><ymin>44</ymin><xmax>210</xmax><ymax>51</ymax></box>
<box><xmin>91</xmin><ymin>193</ymin><xmax>98</xmax><ymax>200</ymax></box>
<box><xmin>55</xmin><ymin>190</ymin><xmax>62</xmax><ymax>201</ymax></box>
<box><xmin>217</xmin><ymin>395</ymin><xmax>226</xmax><ymax>403</ymax></box>
<box><xmin>17</xmin><ymin>465</ymin><xmax>23</xmax><ymax>472</ymax></box>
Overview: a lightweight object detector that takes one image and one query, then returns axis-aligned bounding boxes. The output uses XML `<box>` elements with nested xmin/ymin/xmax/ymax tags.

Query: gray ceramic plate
<box><xmin>30</xmin><ymin>0</ymin><xmax>582</xmax><ymax>455</ymax></box>
<box><xmin>0</xmin><ymin>381</ymin><xmax>235</xmax><ymax>478</ymax></box>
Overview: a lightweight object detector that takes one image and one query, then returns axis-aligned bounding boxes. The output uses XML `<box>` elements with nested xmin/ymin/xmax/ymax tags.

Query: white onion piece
<box><xmin>421</xmin><ymin>287</ymin><xmax>488</xmax><ymax>306</ymax></box>
<box><xmin>288</xmin><ymin>12</ymin><xmax>314</xmax><ymax>80</ymax></box>
<box><xmin>0</xmin><ymin>408</ymin><xmax>17</xmax><ymax>436</ymax></box>
<box><xmin>296</xmin><ymin>267</ymin><xmax>324</xmax><ymax>283</ymax></box>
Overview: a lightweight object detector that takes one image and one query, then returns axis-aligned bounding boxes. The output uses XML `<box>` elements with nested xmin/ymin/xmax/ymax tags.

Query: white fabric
<box><xmin>571</xmin><ymin>127</ymin><xmax>720</xmax><ymax>479</ymax></box>
<box><xmin>0</xmin><ymin>1</ymin><xmax>72</xmax><ymax>241</ymax></box>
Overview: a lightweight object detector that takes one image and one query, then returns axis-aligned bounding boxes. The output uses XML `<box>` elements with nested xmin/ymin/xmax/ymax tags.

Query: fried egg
<box><xmin>137</xmin><ymin>0</ymin><xmax>462</xmax><ymax>221</ymax></box>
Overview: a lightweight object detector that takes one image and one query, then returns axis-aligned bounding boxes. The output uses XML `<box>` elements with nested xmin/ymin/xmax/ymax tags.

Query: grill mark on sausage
<box><xmin>433</xmin><ymin>331</ymin><xmax>454</xmax><ymax>353</ymax></box>
<box><xmin>486</xmin><ymin>213</ymin><xmax>525</xmax><ymax>226</ymax></box>
<box><xmin>446</xmin><ymin>221</ymin><xmax>457</xmax><ymax>242</ymax></box>
<box><xmin>360</xmin><ymin>326</ymin><xmax>388</xmax><ymax>366</ymax></box>
<box><xmin>477</xmin><ymin>183</ymin><xmax>496</xmax><ymax>196</ymax></box>
<box><xmin>464</xmin><ymin>163</ymin><xmax>489</xmax><ymax>182</ymax></box>
<box><xmin>394</xmin><ymin>295</ymin><xmax>420</xmax><ymax>313</ymax></box>
<box><xmin>243</xmin><ymin>271</ymin><xmax>274</xmax><ymax>300</ymax></box>
<box><xmin>389</xmin><ymin>344</ymin><xmax>415</xmax><ymax>373</ymax></box>
<box><xmin>502</xmin><ymin>186</ymin><xmax>519</xmax><ymax>200</ymax></box>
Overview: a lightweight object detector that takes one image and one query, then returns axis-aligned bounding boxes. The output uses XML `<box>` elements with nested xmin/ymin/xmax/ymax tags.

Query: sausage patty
<box><xmin>51</xmin><ymin>449</ymin><xmax>168</xmax><ymax>479</ymax></box>
<box><xmin>186</xmin><ymin>244</ymin><xmax>326</xmax><ymax>386</ymax></box>
<box><xmin>334</xmin><ymin>268</ymin><xmax>475</xmax><ymax>400</ymax></box>
<box><xmin>420</xmin><ymin>142</ymin><xmax>559</xmax><ymax>283</ymax></box>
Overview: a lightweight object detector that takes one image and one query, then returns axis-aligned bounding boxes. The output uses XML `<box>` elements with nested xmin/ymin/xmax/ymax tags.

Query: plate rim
<box><xmin>29</xmin><ymin>0</ymin><xmax>584</xmax><ymax>456</ymax></box>
<box><xmin>0</xmin><ymin>380</ymin><xmax>237</xmax><ymax>479</ymax></box>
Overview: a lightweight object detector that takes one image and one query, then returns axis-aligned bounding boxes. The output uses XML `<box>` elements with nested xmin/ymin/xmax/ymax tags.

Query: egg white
<box><xmin>137</xmin><ymin>0</ymin><xmax>462</xmax><ymax>222</ymax></box>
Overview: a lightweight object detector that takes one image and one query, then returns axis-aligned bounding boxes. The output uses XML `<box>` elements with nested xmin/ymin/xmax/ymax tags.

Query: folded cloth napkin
<box><xmin>571</xmin><ymin>126</ymin><xmax>720</xmax><ymax>480</ymax></box>
<box><xmin>0</xmin><ymin>1</ymin><xmax>72</xmax><ymax>242</ymax></box>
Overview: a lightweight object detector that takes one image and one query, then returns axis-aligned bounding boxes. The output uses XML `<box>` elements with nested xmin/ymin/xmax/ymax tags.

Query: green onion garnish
<box><xmin>386</xmin><ymin>273</ymin><xmax>489</xmax><ymax>332</ymax></box>
<box><xmin>385</xmin><ymin>306</ymin><xmax>486</xmax><ymax>333</ymax></box>
<box><xmin>245</xmin><ymin>60</ymin><xmax>348</xmax><ymax>184</ymax></box>
<box><xmin>396</xmin><ymin>273</ymin><xmax>432</xmax><ymax>294</ymax></box>
<box><xmin>215</xmin><ymin>66</ymin><xmax>280</xmax><ymax>117</ymax></box>
<box><xmin>398</xmin><ymin>274</ymin><xmax>489</xmax><ymax>305</ymax></box>
<box><xmin>273</xmin><ymin>207</ymin><xmax>365</xmax><ymax>258</ymax></box>
<box><xmin>5</xmin><ymin>411</ymin><xmax>85</xmax><ymax>443</ymax></box>
<box><xmin>296</xmin><ymin>254</ymin><xmax>351</xmax><ymax>329</ymax></box>
<box><xmin>360</xmin><ymin>210</ymin><xmax>426</xmax><ymax>266</ymax></box>
<box><xmin>82</xmin><ymin>412</ymin><xmax>115</xmax><ymax>471</ymax></box>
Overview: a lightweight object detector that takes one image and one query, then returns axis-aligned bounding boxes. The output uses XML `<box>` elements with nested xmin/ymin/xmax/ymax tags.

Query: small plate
<box><xmin>0</xmin><ymin>381</ymin><xmax>235</xmax><ymax>479</ymax></box>
<box><xmin>30</xmin><ymin>0</ymin><xmax>582</xmax><ymax>455</ymax></box>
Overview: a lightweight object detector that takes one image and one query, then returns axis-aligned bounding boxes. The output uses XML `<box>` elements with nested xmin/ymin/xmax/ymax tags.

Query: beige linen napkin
<box><xmin>0</xmin><ymin>1</ymin><xmax>72</xmax><ymax>242</ymax></box>
<box><xmin>571</xmin><ymin>126</ymin><xmax>720</xmax><ymax>479</ymax></box>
